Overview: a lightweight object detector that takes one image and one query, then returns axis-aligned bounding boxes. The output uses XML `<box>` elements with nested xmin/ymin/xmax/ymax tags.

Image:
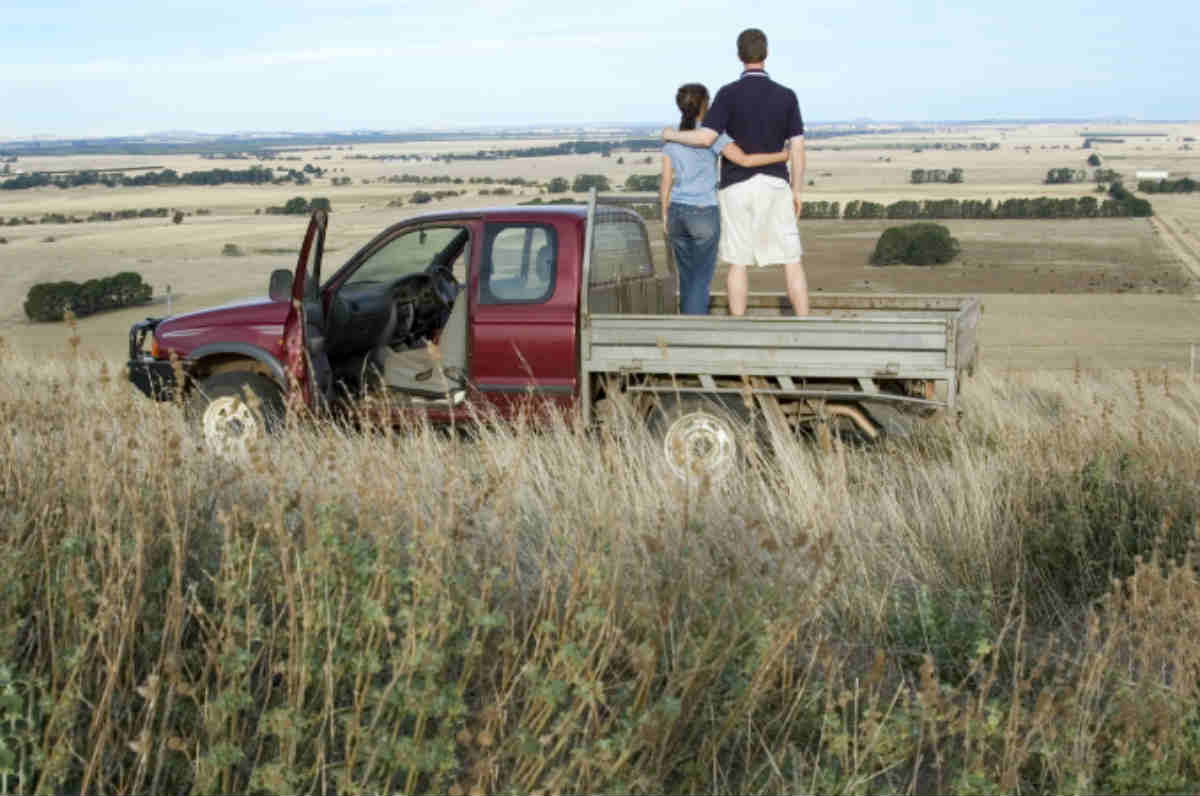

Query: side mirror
<box><xmin>268</xmin><ymin>269</ymin><xmax>293</xmax><ymax>302</ymax></box>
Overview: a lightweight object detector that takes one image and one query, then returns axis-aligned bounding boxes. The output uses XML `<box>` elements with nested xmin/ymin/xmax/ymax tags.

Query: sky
<box><xmin>1</xmin><ymin>0</ymin><xmax>1196</xmax><ymax>139</ymax></box>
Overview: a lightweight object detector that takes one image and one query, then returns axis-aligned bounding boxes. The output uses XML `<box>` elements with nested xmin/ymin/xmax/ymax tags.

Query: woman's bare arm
<box><xmin>659</xmin><ymin>154</ymin><xmax>673</xmax><ymax>233</ymax></box>
<box><xmin>720</xmin><ymin>140</ymin><xmax>789</xmax><ymax>167</ymax></box>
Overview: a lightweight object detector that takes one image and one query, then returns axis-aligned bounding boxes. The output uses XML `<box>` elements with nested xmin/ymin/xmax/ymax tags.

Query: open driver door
<box><xmin>281</xmin><ymin>208</ymin><xmax>331</xmax><ymax>410</ymax></box>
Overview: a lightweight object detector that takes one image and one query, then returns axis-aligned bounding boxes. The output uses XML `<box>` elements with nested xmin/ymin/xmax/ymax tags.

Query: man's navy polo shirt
<box><xmin>702</xmin><ymin>69</ymin><xmax>804</xmax><ymax>190</ymax></box>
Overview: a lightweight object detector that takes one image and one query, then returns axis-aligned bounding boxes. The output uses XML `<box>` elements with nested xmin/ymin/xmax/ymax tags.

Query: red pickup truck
<box><xmin>128</xmin><ymin>194</ymin><xmax>980</xmax><ymax>476</ymax></box>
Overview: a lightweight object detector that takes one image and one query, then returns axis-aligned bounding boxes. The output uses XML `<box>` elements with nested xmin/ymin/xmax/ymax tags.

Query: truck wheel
<box><xmin>648</xmin><ymin>395</ymin><xmax>750</xmax><ymax>481</ymax></box>
<box><xmin>187</xmin><ymin>371</ymin><xmax>284</xmax><ymax>459</ymax></box>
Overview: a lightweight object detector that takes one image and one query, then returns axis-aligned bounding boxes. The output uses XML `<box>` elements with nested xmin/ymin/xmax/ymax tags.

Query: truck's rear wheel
<box><xmin>187</xmin><ymin>371</ymin><xmax>284</xmax><ymax>459</ymax></box>
<box><xmin>648</xmin><ymin>395</ymin><xmax>749</xmax><ymax>481</ymax></box>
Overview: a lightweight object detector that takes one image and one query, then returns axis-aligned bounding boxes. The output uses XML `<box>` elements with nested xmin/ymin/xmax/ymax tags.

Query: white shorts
<box><xmin>717</xmin><ymin>174</ymin><xmax>803</xmax><ymax>267</ymax></box>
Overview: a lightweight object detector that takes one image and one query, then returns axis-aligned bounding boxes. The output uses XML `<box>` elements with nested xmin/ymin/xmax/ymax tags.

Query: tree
<box><xmin>547</xmin><ymin>177</ymin><xmax>569</xmax><ymax>194</ymax></box>
<box><xmin>871</xmin><ymin>223</ymin><xmax>960</xmax><ymax>266</ymax></box>
<box><xmin>572</xmin><ymin>174</ymin><xmax>610</xmax><ymax>193</ymax></box>
<box><xmin>624</xmin><ymin>174</ymin><xmax>660</xmax><ymax>192</ymax></box>
<box><xmin>24</xmin><ymin>272</ymin><xmax>151</xmax><ymax>321</ymax></box>
<box><xmin>1045</xmin><ymin>167</ymin><xmax>1085</xmax><ymax>185</ymax></box>
<box><xmin>282</xmin><ymin>197</ymin><xmax>309</xmax><ymax>214</ymax></box>
<box><xmin>1087</xmin><ymin>153</ymin><xmax>1102</xmax><ymax>167</ymax></box>
<box><xmin>172</xmin><ymin>210</ymin><xmax>184</xmax><ymax>224</ymax></box>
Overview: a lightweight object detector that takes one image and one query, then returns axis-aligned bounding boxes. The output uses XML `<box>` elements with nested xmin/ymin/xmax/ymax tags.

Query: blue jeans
<box><xmin>668</xmin><ymin>202</ymin><xmax>720</xmax><ymax>315</ymax></box>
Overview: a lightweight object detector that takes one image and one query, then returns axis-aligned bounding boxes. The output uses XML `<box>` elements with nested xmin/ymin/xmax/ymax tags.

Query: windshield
<box><xmin>344</xmin><ymin>226</ymin><xmax>466</xmax><ymax>287</ymax></box>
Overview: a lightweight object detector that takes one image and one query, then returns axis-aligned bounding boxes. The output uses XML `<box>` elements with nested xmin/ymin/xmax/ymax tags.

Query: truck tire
<box><xmin>647</xmin><ymin>394</ymin><xmax>751</xmax><ymax>481</ymax></box>
<box><xmin>187</xmin><ymin>371</ymin><xmax>284</xmax><ymax>459</ymax></box>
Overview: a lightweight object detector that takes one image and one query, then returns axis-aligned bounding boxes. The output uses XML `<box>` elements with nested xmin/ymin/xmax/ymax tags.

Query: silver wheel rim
<box><xmin>201</xmin><ymin>395</ymin><xmax>260</xmax><ymax>460</ymax></box>
<box><xmin>663</xmin><ymin>410</ymin><xmax>737</xmax><ymax>481</ymax></box>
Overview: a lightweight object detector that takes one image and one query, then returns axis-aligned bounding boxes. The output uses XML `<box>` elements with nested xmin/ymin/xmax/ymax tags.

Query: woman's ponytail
<box><xmin>675</xmin><ymin>83</ymin><xmax>709</xmax><ymax>131</ymax></box>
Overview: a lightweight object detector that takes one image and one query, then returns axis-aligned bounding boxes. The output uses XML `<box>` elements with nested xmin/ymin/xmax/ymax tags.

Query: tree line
<box><xmin>1045</xmin><ymin>165</ymin><xmax>1123</xmax><ymax>185</ymax></box>
<box><xmin>4</xmin><ymin>208</ymin><xmax>177</xmax><ymax>226</ymax></box>
<box><xmin>801</xmin><ymin>189</ymin><xmax>1151</xmax><ymax>220</ymax></box>
<box><xmin>910</xmin><ymin>168</ymin><xmax>963</xmax><ymax>184</ymax></box>
<box><xmin>430</xmin><ymin>138</ymin><xmax>661</xmax><ymax>163</ymax></box>
<box><xmin>1</xmin><ymin>165</ymin><xmax>325</xmax><ymax>191</ymax></box>
<box><xmin>24</xmin><ymin>272</ymin><xmax>153</xmax><ymax>322</ymax></box>
<box><xmin>1138</xmin><ymin>177</ymin><xmax>1196</xmax><ymax>193</ymax></box>
<box><xmin>262</xmin><ymin>197</ymin><xmax>331</xmax><ymax>215</ymax></box>
<box><xmin>379</xmin><ymin>174</ymin><xmax>535</xmax><ymax>186</ymax></box>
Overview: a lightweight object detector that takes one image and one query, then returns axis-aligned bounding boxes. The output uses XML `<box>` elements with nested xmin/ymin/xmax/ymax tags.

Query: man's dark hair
<box><xmin>737</xmin><ymin>28</ymin><xmax>767</xmax><ymax>63</ymax></box>
<box><xmin>675</xmin><ymin>83</ymin><xmax>709</xmax><ymax>131</ymax></box>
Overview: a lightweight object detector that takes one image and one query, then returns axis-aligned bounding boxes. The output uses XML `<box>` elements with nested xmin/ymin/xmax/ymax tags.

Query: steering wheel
<box><xmin>426</xmin><ymin>263</ymin><xmax>459</xmax><ymax>310</ymax></box>
<box><xmin>386</xmin><ymin>272</ymin><xmax>433</xmax><ymax>303</ymax></box>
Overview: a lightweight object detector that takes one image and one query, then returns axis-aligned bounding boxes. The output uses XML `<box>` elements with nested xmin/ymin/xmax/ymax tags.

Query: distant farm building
<box><xmin>1137</xmin><ymin>170</ymin><xmax>1169</xmax><ymax>181</ymax></box>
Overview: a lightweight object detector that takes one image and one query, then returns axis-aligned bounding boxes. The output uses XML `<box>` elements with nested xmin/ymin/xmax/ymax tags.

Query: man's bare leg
<box><xmin>784</xmin><ymin>260</ymin><xmax>809</xmax><ymax>316</ymax></box>
<box><xmin>727</xmin><ymin>264</ymin><xmax>749</xmax><ymax>316</ymax></box>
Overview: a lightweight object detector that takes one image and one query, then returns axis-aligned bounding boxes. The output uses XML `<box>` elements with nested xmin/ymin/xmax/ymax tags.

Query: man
<box><xmin>663</xmin><ymin>28</ymin><xmax>807</xmax><ymax>316</ymax></box>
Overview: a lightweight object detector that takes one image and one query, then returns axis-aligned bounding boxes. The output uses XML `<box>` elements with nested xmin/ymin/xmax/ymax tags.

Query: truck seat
<box><xmin>377</xmin><ymin>291</ymin><xmax>468</xmax><ymax>397</ymax></box>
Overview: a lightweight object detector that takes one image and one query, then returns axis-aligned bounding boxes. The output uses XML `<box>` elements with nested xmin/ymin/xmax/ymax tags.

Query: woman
<box><xmin>660</xmin><ymin>83</ymin><xmax>789</xmax><ymax>314</ymax></box>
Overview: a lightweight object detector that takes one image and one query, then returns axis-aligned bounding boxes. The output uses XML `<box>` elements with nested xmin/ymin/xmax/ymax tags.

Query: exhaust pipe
<box><xmin>824</xmin><ymin>403</ymin><xmax>879</xmax><ymax>439</ymax></box>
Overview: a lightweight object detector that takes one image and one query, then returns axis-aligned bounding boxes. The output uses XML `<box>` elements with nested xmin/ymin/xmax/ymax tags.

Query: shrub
<box><xmin>572</xmin><ymin>174</ymin><xmax>610</xmax><ymax>192</ymax></box>
<box><xmin>23</xmin><ymin>271</ymin><xmax>152</xmax><ymax>322</ymax></box>
<box><xmin>172</xmin><ymin>210</ymin><xmax>184</xmax><ymax>224</ymax></box>
<box><xmin>624</xmin><ymin>174</ymin><xmax>660</xmax><ymax>192</ymax></box>
<box><xmin>1020</xmin><ymin>448</ymin><xmax>1196</xmax><ymax>616</ymax></box>
<box><xmin>222</xmin><ymin>243</ymin><xmax>243</xmax><ymax>256</ymax></box>
<box><xmin>0</xmin><ymin>237</ymin><xmax>6</xmax><ymax>244</ymax></box>
<box><xmin>871</xmin><ymin>222</ymin><xmax>960</xmax><ymax>266</ymax></box>
<box><xmin>23</xmin><ymin>282</ymin><xmax>78</xmax><ymax>321</ymax></box>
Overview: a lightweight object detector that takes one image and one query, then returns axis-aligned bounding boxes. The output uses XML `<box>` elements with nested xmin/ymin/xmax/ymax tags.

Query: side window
<box><xmin>481</xmin><ymin>224</ymin><xmax>556</xmax><ymax>304</ymax></box>
<box><xmin>590</xmin><ymin>209</ymin><xmax>652</xmax><ymax>285</ymax></box>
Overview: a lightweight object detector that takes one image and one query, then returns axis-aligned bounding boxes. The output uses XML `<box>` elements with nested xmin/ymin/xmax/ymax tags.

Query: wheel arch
<box><xmin>186</xmin><ymin>344</ymin><xmax>287</xmax><ymax>390</ymax></box>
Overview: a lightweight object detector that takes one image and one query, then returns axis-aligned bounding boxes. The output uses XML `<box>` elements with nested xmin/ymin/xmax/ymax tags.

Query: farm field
<box><xmin>2</xmin><ymin>121</ymin><xmax>1199</xmax><ymax>370</ymax></box>
<box><xmin>3</xmin><ymin>120</ymin><xmax>1200</xmax><ymax>793</ymax></box>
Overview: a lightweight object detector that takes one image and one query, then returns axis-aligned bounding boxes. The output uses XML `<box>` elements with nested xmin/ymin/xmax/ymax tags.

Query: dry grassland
<box><xmin>3</xmin><ymin>346</ymin><xmax>1200</xmax><ymax>793</ymax></box>
<box><xmin>2</xmin><ymin>122</ymin><xmax>1199</xmax><ymax>368</ymax></box>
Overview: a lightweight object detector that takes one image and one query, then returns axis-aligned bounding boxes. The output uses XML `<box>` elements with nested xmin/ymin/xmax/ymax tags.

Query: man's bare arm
<box><xmin>661</xmin><ymin>126</ymin><xmax>719</xmax><ymax>147</ymax></box>
<box><xmin>720</xmin><ymin>141</ymin><xmax>788</xmax><ymax>168</ymax></box>
<box><xmin>789</xmin><ymin>136</ymin><xmax>806</xmax><ymax>216</ymax></box>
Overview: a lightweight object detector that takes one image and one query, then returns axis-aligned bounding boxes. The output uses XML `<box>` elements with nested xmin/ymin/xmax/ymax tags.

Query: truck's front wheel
<box><xmin>648</xmin><ymin>395</ymin><xmax>749</xmax><ymax>481</ymax></box>
<box><xmin>187</xmin><ymin>372</ymin><xmax>284</xmax><ymax>459</ymax></box>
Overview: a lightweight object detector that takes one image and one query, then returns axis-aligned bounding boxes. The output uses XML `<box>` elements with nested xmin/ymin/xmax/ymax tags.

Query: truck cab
<box><xmin>128</xmin><ymin>202</ymin><xmax>674</xmax><ymax>455</ymax></box>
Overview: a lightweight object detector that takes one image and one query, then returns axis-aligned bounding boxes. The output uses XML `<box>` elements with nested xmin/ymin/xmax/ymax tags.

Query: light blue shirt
<box><xmin>664</xmin><ymin>133</ymin><xmax>732</xmax><ymax>207</ymax></box>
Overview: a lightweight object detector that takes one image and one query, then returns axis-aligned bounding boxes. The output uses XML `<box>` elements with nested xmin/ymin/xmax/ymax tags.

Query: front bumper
<box><xmin>127</xmin><ymin>317</ymin><xmax>176</xmax><ymax>400</ymax></box>
<box><xmin>127</xmin><ymin>357</ymin><xmax>177</xmax><ymax>400</ymax></box>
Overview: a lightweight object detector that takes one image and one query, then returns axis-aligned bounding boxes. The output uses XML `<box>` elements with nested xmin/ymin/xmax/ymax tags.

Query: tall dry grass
<box><xmin>1</xmin><ymin>336</ymin><xmax>1199</xmax><ymax>794</ymax></box>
